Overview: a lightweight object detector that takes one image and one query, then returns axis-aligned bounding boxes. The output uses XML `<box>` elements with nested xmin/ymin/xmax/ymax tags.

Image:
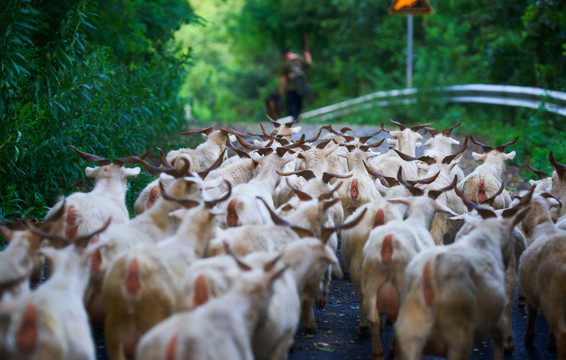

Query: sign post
<box><xmin>388</xmin><ymin>0</ymin><xmax>434</xmax><ymax>89</ymax></box>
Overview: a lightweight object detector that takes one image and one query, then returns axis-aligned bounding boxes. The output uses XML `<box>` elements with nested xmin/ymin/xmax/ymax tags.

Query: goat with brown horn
<box><xmin>550</xmin><ymin>151</ymin><xmax>566</xmax><ymax>180</ymax></box>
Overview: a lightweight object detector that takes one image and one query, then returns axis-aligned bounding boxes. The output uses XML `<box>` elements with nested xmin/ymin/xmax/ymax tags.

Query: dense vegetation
<box><xmin>0</xmin><ymin>0</ymin><xmax>198</xmax><ymax>221</ymax></box>
<box><xmin>1</xmin><ymin>0</ymin><xmax>565</xmax><ymax>223</ymax></box>
<box><xmin>179</xmin><ymin>0</ymin><xmax>566</xmax><ymax>171</ymax></box>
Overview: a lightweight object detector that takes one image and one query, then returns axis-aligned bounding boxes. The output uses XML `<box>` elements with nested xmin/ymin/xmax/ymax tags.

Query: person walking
<box><xmin>279</xmin><ymin>38</ymin><xmax>312</xmax><ymax>119</ymax></box>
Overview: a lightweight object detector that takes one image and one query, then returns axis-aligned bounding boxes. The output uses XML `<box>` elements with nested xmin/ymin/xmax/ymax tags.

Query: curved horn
<box><xmin>304</xmin><ymin>128</ymin><xmax>324</xmax><ymax>143</ymax></box>
<box><xmin>220</xmin><ymin>128</ymin><xmax>247</xmax><ymax>138</ymax></box>
<box><xmin>424</xmin><ymin>126</ymin><xmax>440</xmax><ymax>137</ymax></box>
<box><xmin>157</xmin><ymin>148</ymin><xmax>176</xmax><ymax>170</ymax></box>
<box><xmin>442</xmin><ymin>135</ymin><xmax>469</xmax><ymax>165</ymax></box>
<box><xmin>114</xmin><ymin>148</ymin><xmax>152</xmax><ymax>166</ymax></box>
<box><xmin>549</xmin><ymin>151</ymin><xmax>566</xmax><ymax>179</ymax></box>
<box><xmin>42</xmin><ymin>198</ymin><xmax>67</xmax><ymax>225</ymax></box>
<box><xmin>318</xmin><ymin>181</ymin><xmax>343</xmax><ymax>201</ymax></box>
<box><xmin>179</xmin><ymin>127</ymin><xmax>214</xmax><ymax>136</ymax></box>
<box><xmin>74</xmin><ymin>218</ymin><xmax>112</xmax><ymax>249</ymax></box>
<box><xmin>340</xmin><ymin>127</ymin><xmax>354</xmax><ymax>134</ymax></box>
<box><xmin>427</xmin><ymin>175</ymin><xmax>458</xmax><ymax>200</ymax></box>
<box><xmin>284</xmin><ymin>117</ymin><xmax>302</xmax><ymax>128</ymax></box>
<box><xmin>26</xmin><ymin>220</ymin><xmax>68</xmax><ymax>248</ymax></box>
<box><xmin>442</xmin><ymin>119</ymin><xmax>463</xmax><ymax>137</ymax></box>
<box><xmin>276</xmin><ymin>170</ymin><xmax>316</xmax><ymax>181</ymax></box>
<box><xmin>469</xmin><ymin>136</ymin><xmax>493</xmax><ymax>153</ymax></box>
<box><xmin>359</xmin><ymin>129</ymin><xmax>385</xmax><ymax>144</ymax></box>
<box><xmin>158</xmin><ymin>181</ymin><xmax>200</xmax><ymax>208</ymax></box>
<box><xmin>495</xmin><ymin>135</ymin><xmax>519</xmax><ymax>153</ymax></box>
<box><xmin>322</xmin><ymin>171</ymin><xmax>353</xmax><ymax>184</ymax></box>
<box><xmin>389</xmin><ymin>119</ymin><xmax>406</xmax><ymax>131</ymax></box>
<box><xmin>481</xmin><ymin>181</ymin><xmax>505</xmax><ymax>206</ymax></box>
<box><xmin>410</xmin><ymin>122</ymin><xmax>433</xmax><ymax>132</ymax></box>
<box><xmin>397</xmin><ymin>167</ymin><xmax>424</xmax><ymax>196</ymax></box>
<box><xmin>541</xmin><ymin>192</ymin><xmax>563</xmax><ymax>208</ymax></box>
<box><xmin>316</xmin><ymin>139</ymin><xmax>333</xmax><ymax>149</ymax></box>
<box><xmin>266</xmin><ymin>114</ymin><xmax>281</xmax><ymax>128</ymax></box>
<box><xmin>320</xmin><ymin>208</ymin><xmax>367</xmax><ymax>244</ymax></box>
<box><xmin>526</xmin><ymin>159</ymin><xmax>548</xmax><ymax>180</ymax></box>
<box><xmin>223</xmin><ymin>240</ymin><xmax>252</xmax><ymax>271</ymax></box>
<box><xmin>393</xmin><ymin>149</ymin><xmax>436</xmax><ymax>165</ymax></box>
<box><xmin>410</xmin><ymin>171</ymin><xmax>440</xmax><ymax>186</ymax></box>
<box><xmin>362</xmin><ymin>160</ymin><xmax>399</xmax><ymax>186</ymax></box>
<box><xmin>225</xmin><ymin>138</ymin><xmax>251</xmax><ymax>159</ymax></box>
<box><xmin>205</xmin><ymin>181</ymin><xmax>232</xmax><ymax>208</ymax></box>
<box><xmin>68</xmin><ymin>145</ymin><xmax>111</xmax><ymax>165</ymax></box>
<box><xmin>285</xmin><ymin>178</ymin><xmax>312</xmax><ymax>201</ymax></box>
<box><xmin>236</xmin><ymin>135</ymin><xmax>262</xmax><ymax>150</ymax></box>
<box><xmin>198</xmin><ymin>149</ymin><xmax>226</xmax><ymax>179</ymax></box>
<box><xmin>454</xmin><ymin>183</ymin><xmax>497</xmax><ymax>219</ymax></box>
<box><xmin>256</xmin><ymin>196</ymin><xmax>292</xmax><ymax>227</ymax></box>
<box><xmin>360</xmin><ymin>139</ymin><xmax>386</xmax><ymax>152</ymax></box>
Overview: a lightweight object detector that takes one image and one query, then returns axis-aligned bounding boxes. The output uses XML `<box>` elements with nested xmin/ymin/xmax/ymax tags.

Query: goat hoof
<box><xmin>517</xmin><ymin>295</ymin><xmax>526</xmax><ymax>307</ymax></box>
<box><xmin>504</xmin><ymin>335</ymin><xmax>514</xmax><ymax>352</ymax></box>
<box><xmin>316</xmin><ymin>299</ymin><xmax>326</xmax><ymax>309</ymax></box>
<box><xmin>357</xmin><ymin>325</ymin><xmax>369</xmax><ymax>337</ymax></box>
<box><xmin>306</xmin><ymin>326</ymin><xmax>317</xmax><ymax>335</ymax></box>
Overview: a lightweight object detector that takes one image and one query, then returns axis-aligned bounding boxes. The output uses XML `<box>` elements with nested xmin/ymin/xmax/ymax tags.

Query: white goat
<box><xmin>394</xmin><ymin>204</ymin><xmax>529</xmax><ymax>360</ymax></box>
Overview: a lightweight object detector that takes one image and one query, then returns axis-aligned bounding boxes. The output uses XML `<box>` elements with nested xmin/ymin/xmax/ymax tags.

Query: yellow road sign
<box><xmin>388</xmin><ymin>0</ymin><xmax>434</xmax><ymax>15</ymax></box>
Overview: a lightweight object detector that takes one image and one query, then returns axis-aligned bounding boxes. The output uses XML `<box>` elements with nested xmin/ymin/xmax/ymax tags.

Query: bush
<box><xmin>0</xmin><ymin>0</ymin><xmax>197</xmax><ymax>223</ymax></box>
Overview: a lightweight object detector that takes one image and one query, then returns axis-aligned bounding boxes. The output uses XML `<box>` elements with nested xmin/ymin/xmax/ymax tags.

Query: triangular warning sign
<box><xmin>388</xmin><ymin>0</ymin><xmax>434</xmax><ymax>15</ymax></box>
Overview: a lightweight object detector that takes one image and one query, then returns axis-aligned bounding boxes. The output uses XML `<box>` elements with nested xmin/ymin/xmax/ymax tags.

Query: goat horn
<box><xmin>469</xmin><ymin>136</ymin><xmax>493</xmax><ymax>153</ymax></box>
<box><xmin>284</xmin><ymin>116</ymin><xmax>302</xmax><ymax>128</ymax></box>
<box><xmin>454</xmin><ymin>183</ymin><xmax>497</xmax><ymax>219</ymax></box>
<box><xmin>360</xmin><ymin>129</ymin><xmax>384</xmax><ymax>144</ymax></box>
<box><xmin>322</xmin><ymin>171</ymin><xmax>352</xmax><ymax>184</ymax></box>
<box><xmin>220</xmin><ymin>128</ymin><xmax>247</xmax><ymax>138</ymax></box>
<box><xmin>389</xmin><ymin>119</ymin><xmax>406</xmax><ymax>131</ymax></box>
<box><xmin>427</xmin><ymin>175</ymin><xmax>458</xmax><ymax>200</ymax></box>
<box><xmin>256</xmin><ymin>196</ymin><xmax>292</xmax><ymax>227</ymax></box>
<box><xmin>265</xmin><ymin>114</ymin><xmax>281</xmax><ymax>128</ymax></box>
<box><xmin>205</xmin><ymin>181</ymin><xmax>232</xmax><ymax>208</ymax></box>
<box><xmin>318</xmin><ymin>181</ymin><xmax>343</xmax><ymax>201</ymax></box>
<box><xmin>424</xmin><ymin>126</ymin><xmax>440</xmax><ymax>137</ymax></box>
<box><xmin>410</xmin><ymin>171</ymin><xmax>441</xmax><ymax>186</ymax></box>
<box><xmin>304</xmin><ymin>128</ymin><xmax>323</xmax><ymax>143</ymax></box>
<box><xmin>73</xmin><ymin>218</ymin><xmax>112</xmax><ymax>249</ymax></box>
<box><xmin>198</xmin><ymin>149</ymin><xmax>226</xmax><ymax>179</ymax></box>
<box><xmin>113</xmin><ymin>148</ymin><xmax>152</xmax><ymax>166</ymax></box>
<box><xmin>526</xmin><ymin>159</ymin><xmax>548</xmax><ymax>180</ymax></box>
<box><xmin>276</xmin><ymin>170</ymin><xmax>316</xmax><ymax>181</ymax></box>
<box><xmin>316</xmin><ymin>139</ymin><xmax>333</xmax><ymax>149</ymax></box>
<box><xmin>393</xmin><ymin>149</ymin><xmax>436</xmax><ymax>165</ymax></box>
<box><xmin>340</xmin><ymin>126</ymin><xmax>354</xmax><ymax>133</ymax></box>
<box><xmin>320</xmin><ymin>208</ymin><xmax>367</xmax><ymax>244</ymax></box>
<box><xmin>397</xmin><ymin>167</ymin><xmax>424</xmax><ymax>196</ymax></box>
<box><xmin>158</xmin><ymin>180</ymin><xmax>200</xmax><ymax>208</ymax></box>
<box><xmin>362</xmin><ymin>160</ymin><xmax>399</xmax><ymax>186</ymax></box>
<box><xmin>481</xmin><ymin>181</ymin><xmax>505</xmax><ymax>206</ymax></box>
<box><xmin>68</xmin><ymin>145</ymin><xmax>111</xmax><ymax>165</ymax></box>
<box><xmin>549</xmin><ymin>151</ymin><xmax>566</xmax><ymax>180</ymax></box>
<box><xmin>223</xmin><ymin>240</ymin><xmax>252</xmax><ymax>271</ymax></box>
<box><xmin>410</xmin><ymin>122</ymin><xmax>433</xmax><ymax>132</ymax></box>
<box><xmin>285</xmin><ymin>178</ymin><xmax>312</xmax><ymax>201</ymax></box>
<box><xmin>179</xmin><ymin>127</ymin><xmax>214</xmax><ymax>136</ymax></box>
<box><xmin>225</xmin><ymin>138</ymin><xmax>250</xmax><ymax>159</ymax></box>
<box><xmin>42</xmin><ymin>198</ymin><xmax>67</xmax><ymax>225</ymax></box>
<box><xmin>495</xmin><ymin>135</ymin><xmax>519</xmax><ymax>152</ymax></box>
<box><xmin>442</xmin><ymin>136</ymin><xmax>469</xmax><ymax>165</ymax></box>
<box><xmin>441</xmin><ymin>119</ymin><xmax>463</xmax><ymax>137</ymax></box>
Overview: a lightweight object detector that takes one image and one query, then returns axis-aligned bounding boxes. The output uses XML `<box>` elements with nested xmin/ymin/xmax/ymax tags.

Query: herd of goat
<box><xmin>1</xmin><ymin>117</ymin><xmax>566</xmax><ymax>360</ymax></box>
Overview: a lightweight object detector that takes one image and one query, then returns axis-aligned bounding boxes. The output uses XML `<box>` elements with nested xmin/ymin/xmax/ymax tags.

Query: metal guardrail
<box><xmin>278</xmin><ymin>84</ymin><xmax>566</xmax><ymax>123</ymax></box>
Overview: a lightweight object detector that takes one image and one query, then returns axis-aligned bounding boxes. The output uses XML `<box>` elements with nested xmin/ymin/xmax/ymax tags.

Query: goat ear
<box><xmin>505</xmin><ymin>151</ymin><xmax>516</xmax><ymax>161</ymax></box>
<box><xmin>433</xmin><ymin>202</ymin><xmax>458</xmax><ymax>217</ymax></box>
<box><xmin>168</xmin><ymin>208</ymin><xmax>187</xmax><ymax>220</ymax></box>
<box><xmin>471</xmin><ymin>152</ymin><xmax>485</xmax><ymax>161</ymax></box>
<box><xmin>85</xmin><ymin>166</ymin><xmax>97</xmax><ymax>178</ymax></box>
<box><xmin>122</xmin><ymin>167</ymin><xmax>141</xmax><ymax>177</ymax></box>
<box><xmin>39</xmin><ymin>247</ymin><xmax>59</xmax><ymax>263</ymax></box>
<box><xmin>387</xmin><ymin>197</ymin><xmax>411</xmax><ymax>206</ymax></box>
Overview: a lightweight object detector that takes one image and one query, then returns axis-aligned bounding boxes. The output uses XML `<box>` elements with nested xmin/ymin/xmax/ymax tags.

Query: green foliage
<box><xmin>0</xmin><ymin>0</ymin><xmax>197</xmax><ymax>222</ymax></box>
